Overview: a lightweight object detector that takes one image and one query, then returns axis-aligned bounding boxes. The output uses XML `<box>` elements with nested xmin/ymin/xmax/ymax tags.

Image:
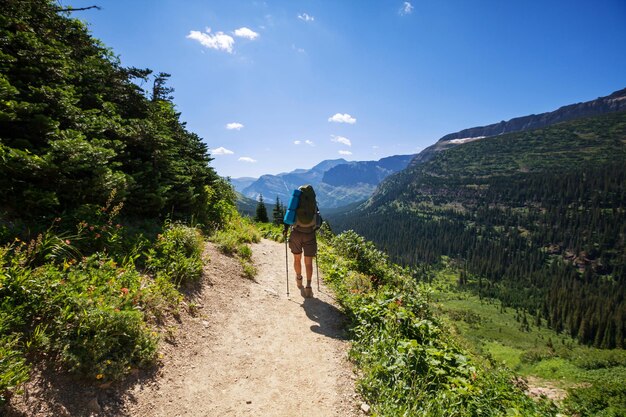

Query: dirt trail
<box><xmin>149</xmin><ymin>238</ymin><xmax>359</xmax><ymax>417</ymax></box>
<box><xmin>5</xmin><ymin>239</ymin><xmax>359</xmax><ymax>417</ymax></box>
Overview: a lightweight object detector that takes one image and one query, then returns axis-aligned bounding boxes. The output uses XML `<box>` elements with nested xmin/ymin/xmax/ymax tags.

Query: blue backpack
<box><xmin>284</xmin><ymin>185</ymin><xmax>321</xmax><ymax>229</ymax></box>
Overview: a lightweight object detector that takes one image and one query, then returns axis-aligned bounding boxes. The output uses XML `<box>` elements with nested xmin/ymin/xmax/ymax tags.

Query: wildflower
<box><xmin>116</xmin><ymin>224</ymin><xmax>122</xmax><ymax>229</ymax></box>
<box><xmin>96</xmin><ymin>374</ymin><xmax>104</xmax><ymax>380</ymax></box>
<box><xmin>65</xmin><ymin>239</ymin><xmax>71</xmax><ymax>245</ymax></box>
<box><xmin>54</xmin><ymin>217</ymin><xmax>61</xmax><ymax>222</ymax></box>
<box><xmin>89</xmin><ymin>226</ymin><xmax>94</xmax><ymax>231</ymax></box>
<box><xmin>120</xmin><ymin>287</ymin><xmax>129</xmax><ymax>295</ymax></box>
<box><xmin>95</xmin><ymin>233</ymin><xmax>101</xmax><ymax>239</ymax></box>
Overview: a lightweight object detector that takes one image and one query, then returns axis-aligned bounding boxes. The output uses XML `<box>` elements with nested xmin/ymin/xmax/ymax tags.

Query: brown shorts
<box><xmin>288</xmin><ymin>228</ymin><xmax>317</xmax><ymax>257</ymax></box>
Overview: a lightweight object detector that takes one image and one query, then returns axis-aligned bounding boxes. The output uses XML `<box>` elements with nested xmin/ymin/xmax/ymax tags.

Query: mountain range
<box><xmin>231</xmin><ymin>154</ymin><xmax>415</xmax><ymax>209</ymax></box>
<box><xmin>410</xmin><ymin>87</ymin><xmax>626</xmax><ymax>167</ymax></box>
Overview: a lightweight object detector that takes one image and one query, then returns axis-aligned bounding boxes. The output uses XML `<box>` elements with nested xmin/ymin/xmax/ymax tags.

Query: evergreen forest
<box><xmin>330</xmin><ymin>112</ymin><xmax>626</xmax><ymax>349</ymax></box>
<box><xmin>0</xmin><ymin>0</ymin><xmax>228</xmax><ymax>231</ymax></box>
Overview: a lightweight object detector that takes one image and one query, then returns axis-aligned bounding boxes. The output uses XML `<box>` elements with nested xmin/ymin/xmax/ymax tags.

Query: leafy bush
<box><xmin>257</xmin><ymin>222</ymin><xmax>286</xmax><ymax>243</ymax></box>
<box><xmin>0</xmin><ymin>219</ymin><xmax>206</xmax><ymax>397</ymax></box>
<box><xmin>0</xmin><ymin>335</ymin><xmax>29</xmax><ymax>407</ymax></box>
<box><xmin>564</xmin><ymin>380</ymin><xmax>626</xmax><ymax>417</ymax></box>
<box><xmin>210</xmin><ymin>215</ymin><xmax>260</xmax><ymax>279</ymax></box>
<box><xmin>146</xmin><ymin>223</ymin><xmax>205</xmax><ymax>286</ymax></box>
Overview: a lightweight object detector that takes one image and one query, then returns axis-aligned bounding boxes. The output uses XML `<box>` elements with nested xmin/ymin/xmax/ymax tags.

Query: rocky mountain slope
<box><xmin>410</xmin><ymin>87</ymin><xmax>626</xmax><ymax>166</ymax></box>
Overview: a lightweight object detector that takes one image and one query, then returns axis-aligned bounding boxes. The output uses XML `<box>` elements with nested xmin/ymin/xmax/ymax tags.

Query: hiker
<box><xmin>283</xmin><ymin>185</ymin><xmax>322</xmax><ymax>298</ymax></box>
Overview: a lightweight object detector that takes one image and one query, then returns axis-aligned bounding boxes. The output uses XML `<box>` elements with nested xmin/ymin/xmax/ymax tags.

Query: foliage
<box><xmin>318</xmin><ymin>230</ymin><xmax>557</xmax><ymax>416</ymax></box>
<box><xmin>0</xmin><ymin>335</ymin><xmax>29</xmax><ymax>406</ymax></box>
<box><xmin>563</xmin><ymin>381</ymin><xmax>626</xmax><ymax>417</ymax></box>
<box><xmin>272</xmin><ymin>196</ymin><xmax>286</xmax><ymax>225</ymax></box>
<box><xmin>0</xmin><ymin>0</ymin><xmax>222</xmax><ymax>229</ymax></box>
<box><xmin>145</xmin><ymin>222</ymin><xmax>205</xmax><ymax>286</ymax></box>
<box><xmin>210</xmin><ymin>215</ymin><xmax>260</xmax><ymax>279</ymax></box>
<box><xmin>0</xmin><ymin>212</ymin><xmax>208</xmax><ymax>403</ymax></box>
<box><xmin>254</xmin><ymin>194</ymin><xmax>269</xmax><ymax>223</ymax></box>
<box><xmin>202</xmin><ymin>178</ymin><xmax>238</xmax><ymax>232</ymax></box>
<box><xmin>0</xmin><ymin>0</ymin><xmax>238</xmax><ymax>406</ymax></box>
<box><xmin>257</xmin><ymin>222</ymin><xmax>286</xmax><ymax>243</ymax></box>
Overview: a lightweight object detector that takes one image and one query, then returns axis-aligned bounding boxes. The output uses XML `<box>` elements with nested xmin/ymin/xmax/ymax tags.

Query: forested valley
<box><xmin>331</xmin><ymin>112</ymin><xmax>626</xmax><ymax>349</ymax></box>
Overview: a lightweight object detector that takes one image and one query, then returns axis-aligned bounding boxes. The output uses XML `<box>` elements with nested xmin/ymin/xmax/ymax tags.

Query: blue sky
<box><xmin>73</xmin><ymin>0</ymin><xmax>626</xmax><ymax>178</ymax></box>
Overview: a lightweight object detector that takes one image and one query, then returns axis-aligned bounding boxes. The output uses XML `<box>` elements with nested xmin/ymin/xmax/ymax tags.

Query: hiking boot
<box><xmin>296</xmin><ymin>275</ymin><xmax>304</xmax><ymax>289</ymax></box>
<box><xmin>304</xmin><ymin>285</ymin><xmax>313</xmax><ymax>298</ymax></box>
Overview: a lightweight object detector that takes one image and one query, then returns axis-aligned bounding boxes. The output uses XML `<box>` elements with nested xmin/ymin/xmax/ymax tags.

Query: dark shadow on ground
<box><xmin>1</xmin><ymin>361</ymin><xmax>161</xmax><ymax>417</ymax></box>
<box><xmin>302</xmin><ymin>296</ymin><xmax>348</xmax><ymax>340</ymax></box>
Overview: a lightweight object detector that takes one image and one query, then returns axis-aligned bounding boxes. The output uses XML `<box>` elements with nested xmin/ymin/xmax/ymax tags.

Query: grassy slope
<box><xmin>432</xmin><ymin>267</ymin><xmax>626</xmax><ymax>390</ymax></box>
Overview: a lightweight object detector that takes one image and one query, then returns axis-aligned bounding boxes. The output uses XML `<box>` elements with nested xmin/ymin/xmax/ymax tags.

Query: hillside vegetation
<box><xmin>331</xmin><ymin>111</ymin><xmax>626</xmax><ymax>349</ymax></box>
<box><xmin>315</xmin><ymin>227</ymin><xmax>558</xmax><ymax>416</ymax></box>
<box><xmin>0</xmin><ymin>0</ymin><xmax>238</xmax><ymax>406</ymax></box>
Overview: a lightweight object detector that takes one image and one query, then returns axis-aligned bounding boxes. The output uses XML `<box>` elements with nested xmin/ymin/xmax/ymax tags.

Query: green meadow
<box><xmin>430</xmin><ymin>267</ymin><xmax>626</xmax><ymax>392</ymax></box>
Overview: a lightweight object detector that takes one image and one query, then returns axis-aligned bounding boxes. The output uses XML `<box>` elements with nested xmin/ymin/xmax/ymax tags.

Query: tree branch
<box><xmin>58</xmin><ymin>5</ymin><xmax>101</xmax><ymax>12</ymax></box>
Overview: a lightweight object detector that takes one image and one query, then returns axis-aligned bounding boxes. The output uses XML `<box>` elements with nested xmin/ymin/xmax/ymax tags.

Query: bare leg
<box><xmin>304</xmin><ymin>256</ymin><xmax>314</xmax><ymax>297</ymax></box>
<box><xmin>293</xmin><ymin>253</ymin><xmax>304</xmax><ymax>288</ymax></box>
<box><xmin>304</xmin><ymin>256</ymin><xmax>314</xmax><ymax>286</ymax></box>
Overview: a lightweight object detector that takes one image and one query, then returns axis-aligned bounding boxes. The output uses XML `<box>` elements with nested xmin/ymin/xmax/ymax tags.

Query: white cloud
<box><xmin>399</xmin><ymin>2</ymin><xmax>414</xmax><ymax>16</ymax></box>
<box><xmin>339</xmin><ymin>150</ymin><xmax>352</xmax><ymax>155</ymax></box>
<box><xmin>187</xmin><ymin>29</ymin><xmax>235</xmax><ymax>53</ymax></box>
<box><xmin>294</xmin><ymin>139</ymin><xmax>315</xmax><ymax>146</ymax></box>
<box><xmin>212</xmin><ymin>146</ymin><xmax>234</xmax><ymax>155</ymax></box>
<box><xmin>239</xmin><ymin>157</ymin><xmax>257</xmax><ymax>163</ymax></box>
<box><xmin>294</xmin><ymin>140</ymin><xmax>301</xmax><ymax>145</ymax></box>
<box><xmin>328</xmin><ymin>113</ymin><xmax>356</xmax><ymax>124</ymax></box>
<box><xmin>298</xmin><ymin>13</ymin><xmax>314</xmax><ymax>22</ymax></box>
<box><xmin>226</xmin><ymin>122</ymin><xmax>244</xmax><ymax>130</ymax></box>
<box><xmin>331</xmin><ymin>135</ymin><xmax>352</xmax><ymax>146</ymax></box>
<box><xmin>234</xmin><ymin>27</ymin><xmax>259</xmax><ymax>40</ymax></box>
<box><xmin>292</xmin><ymin>44</ymin><xmax>306</xmax><ymax>54</ymax></box>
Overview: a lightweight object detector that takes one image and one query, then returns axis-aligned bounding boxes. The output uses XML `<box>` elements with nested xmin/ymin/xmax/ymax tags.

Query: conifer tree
<box><xmin>255</xmin><ymin>194</ymin><xmax>269</xmax><ymax>223</ymax></box>
<box><xmin>272</xmin><ymin>196</ymin><xmax>285</xmax><ymax>225</ymax></box>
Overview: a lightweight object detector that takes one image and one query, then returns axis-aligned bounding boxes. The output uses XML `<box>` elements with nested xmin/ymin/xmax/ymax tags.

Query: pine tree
<box><xmin>272</xmin><ymin>196</ymin><xmax>285</xmax><ymax>225</ymax></box>
<box><xmin>255</xmin><ymin>194</ymin><xmax>269</xmax><ymax>223</ymax></box>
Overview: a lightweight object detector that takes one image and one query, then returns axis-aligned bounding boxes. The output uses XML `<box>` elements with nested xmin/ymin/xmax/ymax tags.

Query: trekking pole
<box><xmin>285</xmin><ymin>236</ymin><xmax>289</xmax><ymax>297</ymax></box>
<box><xmin>316</xmin><ymin>255</ymin><xmax>320</xmax><ymax>292</ymax></box>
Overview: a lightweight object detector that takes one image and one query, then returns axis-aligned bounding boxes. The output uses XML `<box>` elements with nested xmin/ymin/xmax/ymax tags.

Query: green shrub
<box><xmin>257</xmin><ymin>222</ymin><xmax>286</xmax><ymax>243</ymax></box>
<box><xmin>57</xmin><ymin>307</ymin><xmax>158</xmax><ymax>380</ymax></box>
<box><xmin>564</xmin><ymin>380</ymin><xmax>626</xmax><ymax>417</ymax></box>
<box><xmin>0</xmin><ymin>229</ymin><xmax>186</xmax><ymax>392</ymax></box>
<box><xmin>520</xmin><ymin>347</ymin><xmax>556</xmax><ymax>365</ymax></box>
<box><xmin>238</xmin><ymin>244</ymin><xmax>252</xmax><ymax>260</ymax></box>
<box><xmin>241</xmin><ymin>261</ymin><xmax>257</xmax><ymax>279</ymax></box>
<box><xmin>0</xmin><ymin>335</ymin><xmax>29</xmax><ymax>407</ymax></box>
<box><xmin>210</xmin><ymin>214</ymin><xmax>259</xmax><ymax>279</ymax></box>
<box><xmin>146</xmin><ymin>223</ymin><xmax>204</xmax><ymax>286</ymax></box>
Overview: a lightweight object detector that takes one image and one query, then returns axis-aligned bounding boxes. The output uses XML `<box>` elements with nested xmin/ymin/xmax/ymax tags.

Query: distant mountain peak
<box><xmin>232</xmin><ymin>154</ymin><xmax>414</xmax><ymax>209</ymax></box>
